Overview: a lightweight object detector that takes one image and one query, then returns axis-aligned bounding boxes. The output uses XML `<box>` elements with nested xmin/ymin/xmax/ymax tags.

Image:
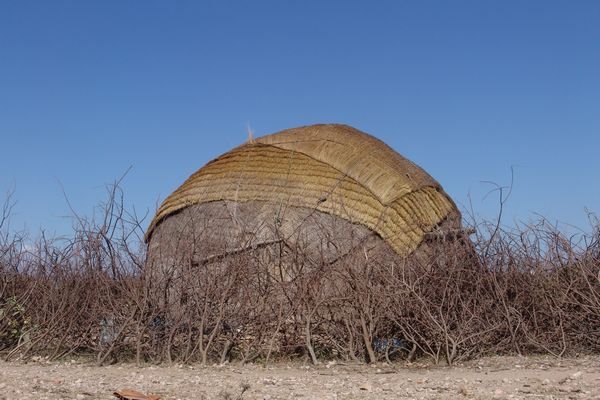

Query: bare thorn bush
<box><xmin>0</xmin><ymin>184</ymin><xmax>598</xmax><ymax>365</ymax></box>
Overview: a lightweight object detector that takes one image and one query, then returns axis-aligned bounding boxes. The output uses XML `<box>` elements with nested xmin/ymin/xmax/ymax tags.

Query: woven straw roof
<box><xmin>146</xmin><ymin>124</ymin><xmax>459</xmax><ymax>256</ymax></box>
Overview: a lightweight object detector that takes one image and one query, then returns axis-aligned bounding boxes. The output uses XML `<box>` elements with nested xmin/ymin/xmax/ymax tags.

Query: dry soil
<box><xmin>1</xmin><ymin>356</ymin><xmax>600</xmax><ymax>399</ymax></box>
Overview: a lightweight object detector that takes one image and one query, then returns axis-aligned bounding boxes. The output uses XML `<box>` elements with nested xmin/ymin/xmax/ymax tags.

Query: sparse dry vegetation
<box><xmin>0</xmin><ymin>183</ymin><xmax>598</xmax><ymax>367</ymax></box>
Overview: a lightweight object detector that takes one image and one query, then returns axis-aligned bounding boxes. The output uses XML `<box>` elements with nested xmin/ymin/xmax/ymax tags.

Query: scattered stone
<box><xmin>359</xmin><ymin>382</ymin><xmax>372</xmax><ymax>391</ymax></box>
<box><xmin>571</xmin><ymin>371</ymin><xmax>583</xmax><ymax>379</ymax></box>
<box><xmin>113</xmin><ymin>388</ymin><xmax>160</xmax><ymax>400</ymax></box>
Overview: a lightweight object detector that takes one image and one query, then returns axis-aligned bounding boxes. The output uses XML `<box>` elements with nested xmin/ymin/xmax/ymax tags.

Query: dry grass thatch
<box><xmin>146</xmin><ymin>124</ymin><xmax>460</xmax><ymax>256</ymax></box>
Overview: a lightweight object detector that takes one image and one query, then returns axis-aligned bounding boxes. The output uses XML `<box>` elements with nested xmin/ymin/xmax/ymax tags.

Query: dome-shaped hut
<box><xmin>146</xmin><ymin>124</ymin><xmax>463</xmax><ymax>264</ymax></box>
<box><xmin>144</xmin><ymin>124</ymin><xmax>470</xmax><ymax>363</ymax></box>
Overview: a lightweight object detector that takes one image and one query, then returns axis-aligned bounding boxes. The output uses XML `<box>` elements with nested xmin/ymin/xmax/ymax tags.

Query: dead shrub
<box><xmin>0</xmin><ymin>184</ymin><xmax>598</xmax><ymax>365</ymax></box>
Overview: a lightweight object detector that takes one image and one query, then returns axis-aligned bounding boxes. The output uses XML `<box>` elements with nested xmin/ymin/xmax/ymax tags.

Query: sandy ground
<box><xmin>1</xmin><ymin>356</ymin><xmax>600</xmax><ymax>399</ymax></box>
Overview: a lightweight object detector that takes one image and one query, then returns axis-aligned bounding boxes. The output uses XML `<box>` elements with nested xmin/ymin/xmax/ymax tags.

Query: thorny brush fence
<box><xmin>0</xmin><ymin>185</ymin><xmax>598</xmax><ymax>366</ymax></box>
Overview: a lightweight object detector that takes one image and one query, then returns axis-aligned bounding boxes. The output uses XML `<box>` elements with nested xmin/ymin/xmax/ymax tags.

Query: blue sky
<box><xmin>0</xmin><ymin>0</ymin><xmax>598</xmax><ymax>237</ymax></box>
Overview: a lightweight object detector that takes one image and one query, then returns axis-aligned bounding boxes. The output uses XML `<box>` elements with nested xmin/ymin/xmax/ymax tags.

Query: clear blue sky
<box><xmin>1</xmin><ymin>0</ymin><xmax>598</xmax><ymax>237</ymax></box>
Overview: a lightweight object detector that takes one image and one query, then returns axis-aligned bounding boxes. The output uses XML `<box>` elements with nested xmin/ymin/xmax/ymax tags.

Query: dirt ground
<box><xmin>1</xmin><ymin>356</ymin><xmax>600</xmax><ymax>400</ymax></box>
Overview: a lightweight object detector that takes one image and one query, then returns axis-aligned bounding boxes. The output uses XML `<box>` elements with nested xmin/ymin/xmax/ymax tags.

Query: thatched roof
<box><xmin>146</xmin><ymin>124</ymin><xmax>459</xmax><ymax>257</ymax></box>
